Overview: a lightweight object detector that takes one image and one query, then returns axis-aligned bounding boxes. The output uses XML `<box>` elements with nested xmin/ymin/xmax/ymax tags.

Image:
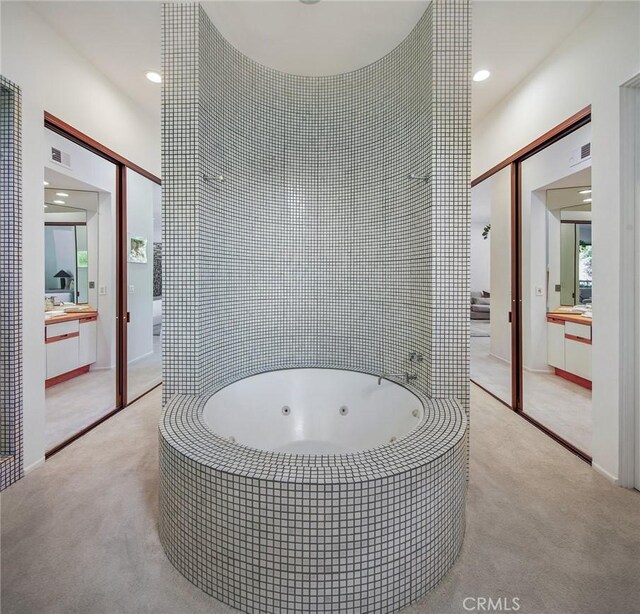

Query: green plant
<box><xmin>482</xmin><ymin>224</ymin><xmax>491</xmax><ymax>240</ymax></box>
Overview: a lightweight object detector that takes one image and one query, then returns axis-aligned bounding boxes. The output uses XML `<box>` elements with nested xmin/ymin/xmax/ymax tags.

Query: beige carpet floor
<box><xmin>2</xmin><ymin>384</ymin><xmax>639</xmax><ymax>614</ymax></box>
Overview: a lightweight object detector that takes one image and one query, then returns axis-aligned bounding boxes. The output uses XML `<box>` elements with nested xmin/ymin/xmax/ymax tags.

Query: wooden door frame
<box><xmin>471</xmin><ymin>106</ymin><xmax>592</xmax><ymax>463</ymax></box>
<box><xmin>44</xmin><ymin>113</ymin><xmax>161</xmax><ymax>458</ymax></box>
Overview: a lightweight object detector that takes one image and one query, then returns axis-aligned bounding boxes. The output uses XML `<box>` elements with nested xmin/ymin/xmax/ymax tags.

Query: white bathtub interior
<box><xmin>202</xmin><ymin>368</ymin><xmax>425</xmax><ymax>454</ymax></box>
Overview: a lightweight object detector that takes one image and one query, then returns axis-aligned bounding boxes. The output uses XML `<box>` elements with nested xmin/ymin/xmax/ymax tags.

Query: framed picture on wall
<box><xmin>129</xmin><ymin>236</ymin><xmax>148</xmax><ymax>263</ymax></box>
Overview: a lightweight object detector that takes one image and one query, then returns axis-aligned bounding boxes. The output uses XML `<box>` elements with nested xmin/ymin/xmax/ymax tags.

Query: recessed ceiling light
<box><xmin>473</xmin><ymin>69</ymin><xmax>491</xmax><ymax>82</ymax></box>
<box><xmin>55</xmin><ymin>192</ymin><xmax>69</xmax><ymax>197</ymax></box>
<box><xmin>579</xmin><ymin>189</ymin><xmax>592</xmax><ymax>195</ymax></box>
<box><xmin>43</xmin><ymin>180</ymin><xmax>49</xmax><ymax>186</ymax></box>
<box><xmin>583</xmin><ymin>198</ymin><xmax>592</xmax><ymax>203</ymax></box>
<box><xmin>146</xmin><ymin>71</ymin><xmax>162</xmax><ymax>84</ymax></box>
<box><xmin>53</xmin><ymin>199</ymin><xmax>65</xmax><ymax>205</ymax></box>
<box><xmin>299</xmin><ymin>0</ymin><xmax>320</xmax><ymax>4</ymax></box>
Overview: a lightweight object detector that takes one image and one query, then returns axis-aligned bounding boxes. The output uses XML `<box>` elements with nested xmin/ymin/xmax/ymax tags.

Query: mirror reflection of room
<box><xmin>44</xmin><ymin>191</ymin><xmax>93</xmax><ymax>306</ymax></box>
<box><xmin>43</xmin><ymin>129</ymin><xmax>118</xmax><ymax>454</ymax></box>
<box><xmin>522</xmin><ymin>133</ymin><xmax>593</xmax><ymax>456</ymax></box>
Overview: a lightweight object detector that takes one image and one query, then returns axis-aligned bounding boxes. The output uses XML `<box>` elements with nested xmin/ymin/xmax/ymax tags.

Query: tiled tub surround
<box><xmin>161</xmin><ymin>0</ymin><xmax>470</xmax><ymax>611</ymax></box>
<box><xmin>160</xmin><ymin>372</ymin><xmax>467</xmax><ymax>613</ymax></box>
<box><xmin>162</xmin><ymin>1</ymin><xmax>471</xmax><ymax>410</ymax></box>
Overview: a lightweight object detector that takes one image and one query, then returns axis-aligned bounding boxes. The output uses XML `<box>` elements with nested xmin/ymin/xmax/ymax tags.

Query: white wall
<box><xmin>472</xmin><ymin>2</ymin><xmax>640</xmax><ymax>481</ymax></box>
<box><xmin>1</xmin><ymin>2</ymin><xmax>160</xmax><ymax>471</ymax></box>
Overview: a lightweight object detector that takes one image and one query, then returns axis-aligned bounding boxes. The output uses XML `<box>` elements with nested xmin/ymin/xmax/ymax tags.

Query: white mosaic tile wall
<box><xmin>0</xmin><ymin>75</ymin><xmax>23</xmax><ymax>491</ymax></box>
<box><xmin>160</xmin><ymin>1</ymin><xmax>471</xmax><ymax>611</ymax></box>
<box><xmin>162</xmin><ymin>2</ymin><xmax>470</xmax><ymax>411</ymax></box>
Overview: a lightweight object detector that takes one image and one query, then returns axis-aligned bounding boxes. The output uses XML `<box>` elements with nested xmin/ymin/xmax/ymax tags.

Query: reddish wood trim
<box><xmin>45</xmin><ymin>331</ymin><xmax>79</xmax><ymax>344</ymax></box>
<box><xmin>520</xmin><ymin>410</ymin><xmax>592</xmax><ymax>463</ymax></box>
<box><xmin>565</xmin><ymin>333</ymin><xmax>592</xmax><ymax>345</ymax></box>
<box><xmin>46</xmin><ymin>406</ymin><xmax>123</xmax><ymax>458</ymax></box>
<box><xmin>45</xmin><ymin>311</ymin><xmax>98</xmax><ymax>325</ymax></box>
<box><xmin>555</xmin><ymin>367</ymin><xmax>592</xmax><ymax>390</ymax></box>
<box><xmin>510</xmin><ymin>162</ymin><xmax>522</xmax><ymax>411</ymax></box>
<box><xmin>547</xmin><ymin>312</ymin><xmax>592</xmax><ymax>326</ymax></box>
<box><xmin>546</xmin><ymin>316</ymin><xmax>566</xmax><ymax>325</ymax></box>
<box><xmin>79</xmin><ymin>315</ymin><xmax>98</xmax><ymax>324</ymax></box>
<box><xmin>44</xmin><ymin>382</ymin><xmax>162</xmax><ymax>459</ymax></box>
<box><xmin>117</xmin><ymin>166</ymin><xmax>128</xmax><ymax>408</ymax></box>
<box><xmin>44</xmin><ymin>112</ymin><xmax>161</xmax><ymax>185</ymax></box>
<box><xmin>470</xmin><ymin>381</ymin><xmax>592</xmax><ymax>464</ymax></box>
<box><xmin>45</xmin><ymin>364</ymin><xmax>90</xmax><ymax>388</ymax></box>
<box><xmin>471</xmin><ymin>105</ymin><xmax>592</xmax><ymax>187</ymax></box>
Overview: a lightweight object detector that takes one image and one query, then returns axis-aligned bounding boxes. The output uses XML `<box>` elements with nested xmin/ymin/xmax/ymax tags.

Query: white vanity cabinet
<box><xmin>546</xmin><ymin>317</ymin><xmax>566</xmax><ymax>369</ymax></box>
<box><xmin>45</xmin><ymin>312</ymin><xmax>98</xmax><ymax>385</ymax></box>
<box><xmin>546</xmin><ymin>312</ymin><xmax>592</xmax><ymax>388</ymax></box>
<box><xmin>78</xmin><ymin>315</ymin><xmax>98</xmax><ymax>366</ymax></box>
<box><xmin>46</xmin><ymin>320</ymin><xmax>80</xmax><ymax>380</ymax></box>
<box><xmin>564</xmin><ymin>321</ymin><xmax>592</xmax><ymax>381</ymax></box>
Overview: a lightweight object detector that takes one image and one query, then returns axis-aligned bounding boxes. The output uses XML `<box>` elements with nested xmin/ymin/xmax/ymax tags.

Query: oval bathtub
<box><xmin>159</xmin><ymin>368</ymin><xmax>468</xmax><ymax>614</ymax></box>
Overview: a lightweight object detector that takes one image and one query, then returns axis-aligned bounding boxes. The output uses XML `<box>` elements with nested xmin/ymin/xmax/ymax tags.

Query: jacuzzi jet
<box><xmin>281</xmin><ymin>406</ymin><xmax>291</xmax><ymax>416</ymax></box>
<box><xmin>412</xmin><ymin>409</ymin><xmax>420</xmax><ymax>417</ymax></box>
<box><xmin>390</xmin><ymin>436</ymin><xmax>397</xmax><ymax>443</ymax></box>
<box><xmin>339</xmin><ymin>405</ymin><xmax>349</xmax><ymax>416</ymax></box>
<box><xmin>228</xmin><ymin>436</ymin><xmax>235</xmax><ymax>443</ymax></box>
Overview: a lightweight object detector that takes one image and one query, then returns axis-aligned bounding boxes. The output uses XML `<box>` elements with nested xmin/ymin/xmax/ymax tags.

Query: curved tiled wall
<box><xmin>160</xmin><ymin>1</ymin><xmax>470</xmax><ymax>611</ymax></box>
<box><xmin>162</xmin><ymin>2</ymin><xmax>470</xmax><ymax>408</ymax></box>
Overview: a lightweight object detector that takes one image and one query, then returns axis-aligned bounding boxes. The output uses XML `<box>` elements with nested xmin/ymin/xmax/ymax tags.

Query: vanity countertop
<box><xmin>45</xmin><ymin>308</ymin><xmax>98</xmax><ymax>325</ymax></box>
<box><xmin>547</xmin><ymin>309</ymin><xmax>592</xmax><ymax>326</ymax></box>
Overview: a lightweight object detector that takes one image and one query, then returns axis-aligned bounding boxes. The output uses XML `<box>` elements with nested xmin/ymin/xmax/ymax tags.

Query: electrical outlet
<box><xmin>129</xmin><ymin>285</ymin><xmax>135</xmax><ymax>294</ymax></box>
<box><xmin>535</xmin><ymin>286</ymin><xmax>543</xmax><ymax>296</ymax></box>
<box><xmin>99</xmin><ymin>285</ymin><xmax>107</xmax><ymax>296</ymax></box>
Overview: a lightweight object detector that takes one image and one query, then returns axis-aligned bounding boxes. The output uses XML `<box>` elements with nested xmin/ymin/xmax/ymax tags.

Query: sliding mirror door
<box><xmin>44</xmin><ymin>126</ymin><xmax>118</xmax><ymax>452</ymax></box>
<box><xmin>125</xmin><ymin>168</ymin><xmax>162</xmax><ymax>402</ymax></box>
<box><xmin>470</xmin><ymin>165</ymin><xmax>513</xmax><ymax>406</ymax></box>
<box><xmin>519</xmin><ymin>123</ymin><xmax>592</xmax><ymax>457</ymax></box>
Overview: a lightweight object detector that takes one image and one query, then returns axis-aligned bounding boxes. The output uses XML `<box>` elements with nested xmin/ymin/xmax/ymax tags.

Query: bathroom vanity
<box><xmin>45</xmin><ymin>310</ymin><xmax>98</xmax><ymax>387</ymax></box>
<box><xmin>547</xmin><ymin>310</ymin><xmax>592</xmax><ymax>389</ymax></box>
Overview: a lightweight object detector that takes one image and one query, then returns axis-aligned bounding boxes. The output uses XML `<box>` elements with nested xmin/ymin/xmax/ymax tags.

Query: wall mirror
<box><xmin>44</xmin><ymin>188</ymin><xmax>98</xmax><ymax>305</ymax></box>
<box><xmin>547</xmin><ymin>186</ymin><xmax>592</xmax><ymax>307</ymax></box>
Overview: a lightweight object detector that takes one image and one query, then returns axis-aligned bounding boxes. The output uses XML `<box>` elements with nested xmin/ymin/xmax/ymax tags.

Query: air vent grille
<box><xmin>569</xmin><ymin>142</ymin><xmax>591</xmax><ymax>167</ymax></box>
<box><xmin>51</xmin><ymin>147</ymin><xmax>71</xmax><ymax>168</ymax></box>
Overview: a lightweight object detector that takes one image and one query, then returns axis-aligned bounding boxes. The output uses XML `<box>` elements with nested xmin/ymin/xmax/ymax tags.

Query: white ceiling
<box><xmin>28</xmin><ymin>1</ymin><xmax>598</xmax><ymax>127</ymax></box>
<box><xmin>202</xmin><ymin>1</ymin><xmax>429</xmax><ymax>76</ymax></box>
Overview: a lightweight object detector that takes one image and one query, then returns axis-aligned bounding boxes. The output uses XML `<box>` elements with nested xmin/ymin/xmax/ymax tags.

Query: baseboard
<box><xmin>24</xmin><ymin>457</ymin><xmax>45</xmax><ymax>474</ymax></box>
<box><xmin>488</xmin><ymin>352</ymin><xmax>511</xmax><ymax>365</ymax></box>
<box><xmin>524</xmin><ymin>365</ymin><xmax>554</xmax><ymax>374</ymax></box>
<box><xmin>592</xmin><ymin>462</ymin><xmax>619</xmax><ymax>485</ymax></box>
<box><xmin>128</xmin><ymin>350</ymin><xmax>154</xmax><ymax>366</ymax></box>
